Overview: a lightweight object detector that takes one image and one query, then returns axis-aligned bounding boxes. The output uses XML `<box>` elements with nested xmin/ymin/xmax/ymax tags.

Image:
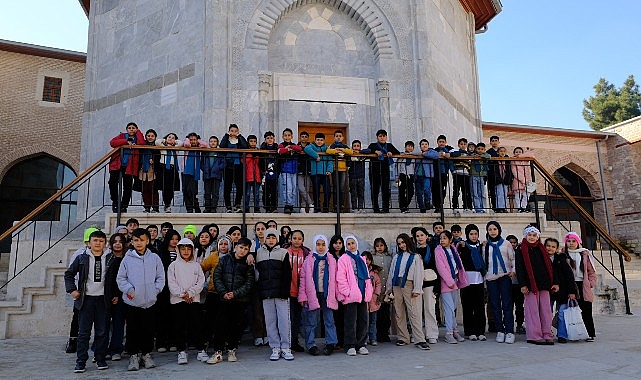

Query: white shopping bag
<box><xmin>563</xmin><ymin>299</ymin><xmax>589</xmax><ymax>341</ymax></box>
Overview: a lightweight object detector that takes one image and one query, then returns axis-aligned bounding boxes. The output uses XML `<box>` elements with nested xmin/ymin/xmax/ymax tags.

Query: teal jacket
<box><xmin>304</xmin><ymin>143</ymin><xmax>334</xmax><ymax>175</ymax></box>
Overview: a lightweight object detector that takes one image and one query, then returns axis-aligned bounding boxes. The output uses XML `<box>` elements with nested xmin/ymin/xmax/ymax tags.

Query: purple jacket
<box><xmin>298</xmin><ymin>252</ymin><xmax>338</xmax><ymax>310</ymax></box>
<box><xmin>435</xmin><ymin>245</ymin><xmax>470</xmax><ymax>293</ymax></box>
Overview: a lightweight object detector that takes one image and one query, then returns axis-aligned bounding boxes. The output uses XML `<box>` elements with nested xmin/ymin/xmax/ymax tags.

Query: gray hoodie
<box><xmin>117</xmin><ymin>249</ymin><xmax>165</xmax><ymax>309</ymax></box>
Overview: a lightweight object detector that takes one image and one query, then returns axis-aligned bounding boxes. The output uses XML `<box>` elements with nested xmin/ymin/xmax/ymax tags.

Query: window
<box><xmin>42</xmin><ymin>76</ymin><xmax>63</xmax><ymax>103</ymax></box>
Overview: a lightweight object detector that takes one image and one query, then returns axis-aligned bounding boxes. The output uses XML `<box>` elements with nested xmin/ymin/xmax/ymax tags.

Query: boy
<box><xmin>367</xmin><ymin>130</ymin><xmax>400</xmax><ymax>213</ymax></box>
<box><xmin>209</xmin><ymin>237</ymin><xmax>255</xmax><ymax>364</ymax></box>
<box><xmin>432</xmin><ymin>135</ymin><xmax>453</xmax><ymax>213</ymax></box>
<box><xmin>160</xmin><ymin>222</ymin><xmax>173</xmax><ymax>241</ymax></box>
<box><xmin>451</xmin><ymin>224</ymin><xmax>463</xmax><ymax>245</ymax></box>
<box><xmin>109</xmin><ymin>122</ymin><xmax>145</xmax><ymax>213</ymax></box>
<box><xmin>296</xmin><ymin>131</ymin><xmax>314</xmax><ymax>213</ymax></box>
<box><xmin>117</xmin><ymin>228</ymin><xmax>165</xmax><ymax>371</ymax></box>
<box><xmin>348</xmin><ymin>140</ymin><xmax>369</xmax><ymax>213</ymax></box>
<box><xmin>486</xmin><ymin>135</ymin><xmax>501</xmax><ymax>211</ymax></box>
<box><xmin>202</xmin><ymin>135</ymin><xmax>225</xmax><ymax>213</ymax></box>
<box><xmin>414</xmin><ymin>139</ymin><xmax>440</xmax><ymax>213</ymax></box>
<box><xmin>304</xmin><ymin>133</ymin><xmax>334</xmax><ymax>213</ymax></box>
<box><xmin>278</xmin><ymin>128</ymin><xmax>303</xmax><ymax>214</ymax></box>
<box><xmin>180</xmin><ymin>133</ymin><xmax>207</xmax><ymax>213</ymax></box>
<box><xmin>219</xmin><ymin>124</ymin><xmax>249</xmax><ymax>213</ymax></box>
<box><xmin>395</xmin><ymin>141</ymin><xmax>416</xmax><ymax>213</ymax></box>
<box><xmin>125</xmin><ymin>218</ymin><xmax>139</xmax><ymax>243</ymax></box>
<box><xmin>183</xmin><ymin>224</ymin><xmax>197</xmax><ymax>241</ymax></box>
<box><xmin>64</xmin><ymin>230</ymin><xmax>115</xmax><ymax>373</ymax></box>
<box><xmin>327</xmin><ymin>130</ymin><xmax>353</xmax><ymax>212</ymax></box>
<box><xmin>469</xmin><ymin>142</ymin><xmax>491</xmax><ymax>213</ymax></box>
<box><xmin>245</xmin><ymin>135</ymin><xmax>262</xmax><ymax>213</ymax></box>
<box><xmin>256</xmin><ymin>228</ymin><xmax>293</xmax><ymax>361</ymax></box>
<box><xmin>260</xmin><ymin>131</ymin><xmax>279</xmax><ymax>213</ymax></box>
<box><xmin>147</xmin><ymin>224</ymin><xmax>161</xmax><ymax>252</ymax></box>
<box><xmin>450</xmin><ymin>138</ymin><xmax>473</xmax><ymax>213</ymax></box>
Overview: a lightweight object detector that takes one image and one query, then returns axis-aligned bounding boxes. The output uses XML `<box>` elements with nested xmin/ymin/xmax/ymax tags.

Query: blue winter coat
<box><xmin>201</xmin><ymin>151</ymin><xmax>225</xmax><ymax>180</ymax></box>
<box><xmin>304</xmin><ymin>143</ymin><xmax>334</xmax><ymax>175</ymax></box>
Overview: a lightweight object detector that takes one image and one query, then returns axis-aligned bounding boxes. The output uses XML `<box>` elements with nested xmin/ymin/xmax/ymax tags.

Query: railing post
<box><xmin>334</xmin><ymin>155</ymin><xmax>341</xmax><ymax>237</ymax></box>
<box><xmin>618</xmin><ymin>251</ymin><xmax>633</xmax><ymax>315</ymax></box>
<box><xmin>530</xmin><ymin>160</ymin><xmax>540</xmax><ymax>228</ymax></box>
<box><xmin>116</xmin><ymin>147</ymin><xmax>123</xmax><ymax>226</ymax></box>
<box><xmin>241</xmin><ymin>152</ymin><xmax>247</xmax><ymax>237</ymax></box>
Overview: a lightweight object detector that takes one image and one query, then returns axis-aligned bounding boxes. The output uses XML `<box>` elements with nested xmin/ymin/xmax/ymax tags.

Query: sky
<box><xmin>1</xmin><ymin>0</ymin><xmax>640</xmax><ymax>131</ymax></box>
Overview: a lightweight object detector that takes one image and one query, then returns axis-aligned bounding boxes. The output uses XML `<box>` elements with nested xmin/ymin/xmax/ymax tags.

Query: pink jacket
<box><xmin>368</xmin><ymin>270</ymin><xmax>382</xmax><ymax>313</ymax></box>
<box><xmin>511</xmin><ymin>150</ymin><xmax>534</xmax><ymax>192</ymax></box>
<box><xmin>434</xmin><ymin>245</ymin><xmax>469</xmax><ymax>293</ymax></box>
<box><xmin>298</xmin><ymin>253</ymin><xmax>338</xmax><ymax>310</ymax></box>
<box><xmin>336</xmin><ymin>252</ymin><xmax>373</xmax><ymax>304</ymax></box>
<box><xmin>570</xmin><ymin>248</ymin><xmax>597</xmax><ymax>302</ymax></box>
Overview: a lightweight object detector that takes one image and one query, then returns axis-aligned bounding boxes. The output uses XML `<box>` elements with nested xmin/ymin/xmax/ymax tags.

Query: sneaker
<box><xmin>227</xmin><ymin>348</ymin><xmax>237</xmax><ymax>362</ymax></box>
<box><xmin>370</xmin><ymin>340</ymin><xmax>378</xmax><ymax>346</ymax></box>
<box><xmin>505</xmin><ymin>333</ymin><xmax>515</xmax><ymax>344</ymax></box>
<box><xmin>445</xmin><ymin>334</ymin><xmax>458</xmax><ymax>344</ymax></box>
<box><xmin>322</xmin><ymin>344</ymin><xmax>334</xmax><ymax>356</ymax></box>
<box><xmin>395</xmin><ymin>340</ymin><xmax>407</xmax><ymax>346</ymax></box>
<box><xmin>415</xmin><ymin>342</ymin><xmax>430</xmax><ymax>350</ymax></box>
<box><xmin>169</xmin><ymin>346</ymin><xmax>177</xmax><ymax>352</ymax></box>
<box><xmin>284</xmin><ymin>206</ymin><xmax>292</xmax><ymax>215</ymax></box>
<box><xmin>281</xmin><ymin>348</ymin><xmax>294</xmax><ymax>360</ymax></box>
<box><xmin>226</xmin><ymin>208</ymin><xmax>233</xmax><ymax>213</ymax></box>
<box><xmin>357</xmin><ymin>347</ymin><xmax>369</xmax><ymax>355</ymax></box>
<box><xmin>586</xmin><ymin>337</ymin><xmax>595</xmax><ymax>342</ymax></box>
<box><xmin>479</xmin><ymin>335</ymin><xmax>487</xmax><ymax>341</ymax></box>
<box><xmin>254</xmin><ymin>338</ymin><xmax>264</xmax><ymax>346</ymax></box>
<box><xmin>197</xmin><ymin>350</ymin><xmax>209</xmax><ymax>362</ymax></box>
<box><xmin>73</xmin><ymin>364</ymin><xmax>86</xmax><ymax>373</ymax></box>
<box><xmin>157</xmin><ymin>347</ymin><xmax>167</xmax><ymax>353</ymax></box>
<box><xmin>164</xmin><ymin>206</ymin><xmax>172</xmax><ymax>213</ymax></box>
<box><xmin>427</xmin><ymin>338</ymin><xmax>438</xmax><ymax>344</ymax></box>
<box><xmin>308</xmin><ymin>346</ymin><xmax>320</xmax><ymax>356</ymax></box>
<box><xmin>346</xmin><ymin>348</ymin><xmax>357</xmax><ymax>356</ymax></box>
<box><xmin>453</xmin><ymin>331</ymin><xmax>465</xmax><ymax>342</ymax></box>
<box><xmin>142</xmin><ymin>353</ymin><xmax>156</xmax><ymax>368</ymax></box>
<box><xmin>206</xmin><ymin>351</ymin><xmax>223</xmax><ymax>364</ymax></box>
<box><xmin>151</xmin><ymin>208</ymin><xmax>159</xmax><ymax>213</ymax></box>
<box><xmin>111</xmin><ymin>353</ymin><xmax>121</xmax><ymax>361</ymax></box>
<box><xmin>496</xmin><ymin>332</ymin><xmax>505</xmax><ymax>343</ymax></box>
<box><xmin>105</xmin><ymin>354</ymin><xmax>112</xmax><ymax>360</ymax></box>
<box><xmin>96</xmin><ymin>361</ymin><xmax>109</xmax><ymax>370</ymax></box>
<box><xmin>469</xmin><ymin>335</ymin><xmax>478</xmax><ymax>341</ymax></box>
<box><xmin>558</xmin><ymin>337</ymin><xmax>568</xmax><ymax>343</ymax></box>
<box><xmin>178</xmin><ymin>351</ymin><xmax>188</xmax><ymax>365</ymax></box>
<box><xmin>516</xmin><ymin>325</ymin><xmax>526</xmax><ymax>334</ymax></box>
<box><xmin>128</xmin><ymin>354</ymin><xmax>140</xmax><ymax>371</ymax></box>
<box><xmin>234</xmin><ymin>205</ymin><xmax>242</xmax><ymax>213</ymax></box>
<box><xmin>65</xmin><ymin>338</ymin><xmax>77</xmax><ymax>353</ymax></box>
<box><xmin>270</xmin><ymin>348</ymin><xmax>281</xmax><ymax>361</ymax></box>
<box><xmin>143</xmin><ymin>208</ymin><xmax>150</xmax><ymax>213</ymax></box>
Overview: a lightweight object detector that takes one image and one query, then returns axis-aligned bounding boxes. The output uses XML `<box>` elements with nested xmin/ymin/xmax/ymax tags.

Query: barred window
<box><xmin>42</xmin><ymin>76</ymin><xmax>63</xmax><ymax>103</ymax></box>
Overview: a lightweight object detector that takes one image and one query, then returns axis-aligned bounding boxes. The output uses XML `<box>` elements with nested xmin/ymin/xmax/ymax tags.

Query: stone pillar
<box><xmin>258</xmin><ymin>71</ymin><xmax>273</xmax><ymax>138</ymax></box>
<box><xmin>377</xmin><ymin>79</ymin><xmax>391</xmax><ymax>137</ymax></box>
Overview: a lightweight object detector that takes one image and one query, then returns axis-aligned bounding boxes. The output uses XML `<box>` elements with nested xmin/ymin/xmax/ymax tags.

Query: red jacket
<box><xmin>245</xmin><ymin>151</ymin><xmax>261</xmax><ymax>183</ymax></box>
<box><xmin>109</xmin><ymin>130</ymin><xmax>145</xmax><ymax>175</ymax></box>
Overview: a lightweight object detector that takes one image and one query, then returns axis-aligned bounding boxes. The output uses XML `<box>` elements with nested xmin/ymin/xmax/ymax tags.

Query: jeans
<box><xmin>334</xmin><ymin>171</ymin><xmax>348</xmax><ymax>211</ymax></box>
<box><xmin>431</xmin><ymin>172</ymin><xmax>449</xmax><ymax>210</ymax></box>
<box><xmin>368</xmin><ymin>311</ymin><xmax>377</xmax><ymax>342</ymax></box>
<box><xmin>223</xmin><ymin>164</ymin><xmax>244</xmax><ymax>207</ymax></box>
<box><xmin>297</xmin><ymin>174</ymin><xmax>313</xmax><ymax>207</ymax></box>
<box><xmin>486</xmin><ymin>275</ymin><xmax>514</xmax><ymax>334</ymax></box>
<box><xmin>370</xmin><ymin>162</ymin><xmax>391</xmax><ymax>212</ymax></box>
<box><xmin>108</xmin><ymin>299</ymin><xmax>126</xmax><ymax>356</ymax></box>
<box><xmin>181</xmin><ymin>173</ymin><xmax>199</xmax><ymax>212</ymax></box>
<box><xmin>440</xmin><ymin>291</ymin><xmax>459</xmax><ymax>333</ymax></box>
<box><xmin>263</xmin><ymin>178</ymin><xmax>278</xmax><ymax>210</ymax></box>
<box><xmin>77</xmin><ymin>296</ymin><xmax>109</xmax><ymax>366</ymax></box>
<box><xmin>556</xmin><ymin>303</ymin><xmax>569</xmax><ymax>339</ymax></box>
<box><xmin>203</xmin><ymin>178</ymin><xmax>221</xmax><ymax>211</ymax></box>
<box><xmin>470</xmin><ymin>176</ymin><xmax>486</xmax><ymax>211</ymax></box>
<box><xmin>452</xmin><ymin>173</ymin><xmax>471</xmax><ymax>209</ymax></box>
<box><xmin>414</xmin><ymin>175</ymin><xmax>432</xmax><ymax>211</ymax></box>
<box><xmin>245</xmin><ymin>182</ymin><xmax>260</xmax><ymax>209</ymax></box>
<box><xmin>343</xmin><ymin>302</ymin><xmax>368</xmax><ymax>350</ymax></box>
<box><xmin>349</xmin><ymin>178</ymin><xmax>365</xmax><ymax>210</ymax></box>
<box><xmin>280</xmin><ymin>173</ymin><xmax>297</xmax><ymax>207</ymax></box>
<box><xmin>311</xmin><ymin>174</ymin><xmax>331</xmax><ymax>212</ymax></box>
<box><xmin>495</xmin><ymin>183</ymin><xmax>509</xmax><ymax>209</ymax></box>
<box><xmin>301</xmin><ymin>294</ymin><xmax>338</xmax><ymax>348</ymax></box>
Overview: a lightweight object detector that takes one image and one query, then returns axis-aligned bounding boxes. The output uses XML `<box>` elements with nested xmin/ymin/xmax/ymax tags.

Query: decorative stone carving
<box><xmin>377</xmin><ymin>79</ymin><xmax>390</xmax><ymax>133</ymax></box>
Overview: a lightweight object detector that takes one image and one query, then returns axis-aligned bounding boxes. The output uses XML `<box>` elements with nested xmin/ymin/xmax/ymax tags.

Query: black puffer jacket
<box><xmin>552</xmin><ymin>252</ymin><xmax>578</xmax><ymax>303</ymax></box>
<box><xmin>255</xmin><ymin>244</ymin><xmax>291</xmax><ymax>300</ymax></box>
<box><xmin>214</xmin><ymin>254</ymin><xmax>254</xmax><ymax>302</ymax></box>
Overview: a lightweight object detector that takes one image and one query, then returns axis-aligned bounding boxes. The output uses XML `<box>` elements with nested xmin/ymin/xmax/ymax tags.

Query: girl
<box><xmin>287</xmin><ymin>230</ymin><xmax>311</xmax><ymax>352</ymax></box>
<box><xmin>564</xmin><ymin>232</ymin><xmax>597</xmax><ymax>341</ymax></box>
<box><xmin>280</xmin><ymin>225</ymin><xmax>292</xmax><ymax>248</ymax></box>
<box><xmin>336</xmin><ymin>235</ymin><xmax>373</xmax><ymax>356</ymax></box>
<box><xmin>139</xmin><ymin>129</ymin><xmax>160</xmax><ymax>213</ymax></box>
<box><xmin>483</xmin><ymin>221</ymin><xmax>516</xmax><ymax>344</ymax></box>
<box><xmin>511</xmin><ymin>147</ymin><xmax>534</xmax><ymax>212</ymax></box>
<box><xmin>298</xmin><ymin>235</ymin><xmax>339</xmax><ymax>356</ymax></box>
<box><xmin>106</xmin><ymin>233</ymin><xmax>127</xmax><ymax>360</ymax></box>
<box><xmin>361</xmin><ymin>251</ymin><xmax>382</xmax><ymax>346</ymax></box>
<box><xmin>156</xmin><ymin>229</ymin><xmax>181</xmax><ymax>352</ymax></box>
<box><xmin>194</xmin><ymin>231</ymin><xmax>214</xmax><ymax>264</ymax></box>
<box><xmin>226</xmin><ymin>226</ymin><xmax>242</xmax><ymax>248</ymax></box>
<box><xmin>457</xmin><ymin>224</ymin><xmax>487</xmax><ymax>341</ymax></box>
<box><xmin>507</xmin><ymin>234</ymin><xmax>525</xmax><ymax>334</ymax></box>
<box><xmin>434</xmin><ymin>231</ymin><xmax>469</xmax><ymax>344</ymax></box>
<box><xmin>372</xmin><ymin>237</ymin><xmax>393</xmax><ymax>343</ymax></box>
<box><xmin>516</xmin><ymin>226</ymin><xmax>556</xmax><ymax>345</ymax></box>
<box><xmin>200</xmin><ymin>236</ymin><xmax>232</xmax><ymax>351</ymax></box>
<box><xmin>413</xmin><ymin>227</ymin><xmax>439</xmax><ymax>344</ymax></box>
<box><xmin>250</xmin><ymin>222</ymin><xmax>269</xmax><ymax>347</ymax></box>
<box><xmin>386</xmin><ymin>234</ymin><xmax>429</xmax><ymax>350</ymax></box>
<box><xmin>330</xmin><ymin>234</ymin><xmax>345</xmax><ymax>349</ymax></box>
<box><xmin>155</xmin><ymin>132</ymin><xmax>182</xmax><ymax>213</ymax></box>
<box><xmin>167</xmin><ymin>238</ymin><xmax>207</xmax><ymax>364</ymax></box>
<box><xmin>201</xmin><ymin>223</ymin><xmax>220</xmax><ymax>249</ymax></box>
<box><xmin>493</xmin><ymin>147</ymin><xmax>513</xmax><ymax>213</ymax></box>
<box><xmin>549</xmin><ymin>237</ymin><xmax>578</xmax><ymax>343</ymax></box>
<box><xmin>202</xmin><ymin>136</ymin><xmax>225</xmax><ymax>213</ymax></box>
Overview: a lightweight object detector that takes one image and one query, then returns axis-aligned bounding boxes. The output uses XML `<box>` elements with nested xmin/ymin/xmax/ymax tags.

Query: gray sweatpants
<box><xmin>263</xmin><ymin>298</ymin><xmax>291</xmax><ymax>349</ymax></box>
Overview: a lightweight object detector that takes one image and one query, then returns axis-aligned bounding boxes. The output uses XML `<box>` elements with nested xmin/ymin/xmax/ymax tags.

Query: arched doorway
<box><xmin>0</xmin><ymin>155</ymin><xmax>77</xmax><ymax>252</ymax></box>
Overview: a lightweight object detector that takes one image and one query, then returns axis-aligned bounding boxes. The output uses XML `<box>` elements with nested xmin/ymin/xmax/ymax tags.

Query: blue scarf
<box><xmin>392</xmin><ymin>252</ymin><xmax>415</xmax><ymax>288</ymax></box>
<box><xmin>165</xmin><ymin>149</ymin><xmax>178</xmax><ymax>169</ymax></box>
<box><xmin>120</xmin><ymin>133</ymin><xmax>138</xmax><ymax>168</ymax></box>
<box><xmin>346</xmin><ymin>250</ymin><xmax>369</xmax><ymax>302</ymax></box>
<box><xmin>183</xmin><ymin>149</ymin><xmax>201</xmax><ymax>180</ymax></box>
<box><xmin>313</xmin><ymin>253</ymin><xmax>329</xmax><ymax>298</ymax></box>
<box><xmin>141</xmin><ymin>141</ymin><xmax>154</xmax><ymax>172</ymax></box>
<box><xmin>443</xmin><ymin>246</ymin><xmax>463</xmax><ymax>280</ymax></box>
<box><xmin>487</xmin><ymin>237</ymin><xmax>507</xmax><ymax>275</ymax></box>
<box><xmin>466</xmin><ymin>240</ymin><xmax>486</xmax><ymax>276</ymax></box>
<box><xmin>422</xmin><ymin>245</ymin><xmax>432</xmax><ymax>266</ymax></box>
<box><xmin>376</xmin><ymin>142</ymin><xmax>393</xmax><ymax>165</ymax></box>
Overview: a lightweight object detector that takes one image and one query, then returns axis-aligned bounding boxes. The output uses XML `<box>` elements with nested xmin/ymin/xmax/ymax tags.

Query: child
<box><xmin>116</xmin><ymin>228</ymin><xmax>165</xmax><ymax>371</ymax></box>
<box><xmin>304</xmin><ymin>133</ymin><xmax>334</xmax><ymax>213</ymax></box>
<box><xmin>278</xmin><ymin>128</ymin><xmax>303</xmax><ymax>214</ymax></box>
<box><xmin>469</xmin><ymin>142</ymin><xmax>491</xmax><ymax>213</ymax></box>
<box><xmin>337</xmin><ymin>235</ymin><xmax>373</xmax><ymax>356</ymax></box>
<box><xmin>64</xmin><ymin>230</ymin><xmax>114</xmax><ymax>373</ymax></box>
<box><xmin>413</xmin><ymin>227</ymin><xmax>439</xmax><ymax>344</ymax></box>
<box><xmin>507</xmin><ymin>234</ymin><xmax>525</xmax><ymax>334</ymax></box>
<box><xmin>280</xmin><ymin>225</ymin><xmax>292</xmax><ymax>248</ymax></box>
<box><xmin>493</xmin><ymin>147</ymin><xmax>513</xmax><ymax>213</ymax></box>
<box><xmin>147</xmin><ymin>225</ymin><xmax>161</xmax><ymax>253</ymax></box>
<box><xmin>250</xmin><ymin>222</ymin><xmax>268</xmax><ymax>346</ymax></box>
<box><xmin>160</xmin><ymin>222</ymin><xmax>173</xmax><ymax>240</ymax></box>
<box><xmin>108</xmin><ymin>122</ymin><xmax>145</xmax><ymax>213</ymax></box>
<box><xmin>483</xmin><ymin>221</ymin><xmax>516</xmax><ymax>344</ymax></box>
<box><xmin>219</xmin><ymin>124</ymin><xmax>249</xmax><ymax>213</ymax></box>
<box><xmin>296</xmin><ymin>131</ymin><xmax>314</xmax><ymax>213</ymax></box>
<box><xmin>457</xmin><ymin>224</ymin><xmax>487</xmax><ymax>341</ymax></box>
<box><xmin>549</xmin><ymin>237</ymin><xmax>578</xmax><ymax>343</ymax></box>
<box><xmin>327</xmin><ymin>130</ymin><xmax>353</xmax><ymax>212</ymax></box>
<box><xmin>195</xmin><ymin>230</ymin><xmax>214</xmax><ymax>264</ymax></box>
<box><xmin>202</xmin><ymin>135</ymin><xmax>225</xmax><ymax>213</ymax></box>
<box><xmin>563</xmin><ymin>232</ymin><xmax>597</xmax><ymax>341</ymax></box>
<box><xmin>260</xmin><ymin>131</ymin><xmax>280</xmax><ymax>213</ymax></box>
<box><xmin>435</xmin><ymin>230</ymin><xmax>469</xmax><ymax>344</ymax></box>
<box><xmin>105</xmin><ymin>233</ymin><xmax>127</xmax><ymax>360</ymax></box>
<box><xmin>516</xmin><ymin>226</ymin><xmax>556</xmax><ymax>345</ymax></box>
<box><xmin>256</xmin><ymin>228</ymin><xmax>294</xmax><ymax>361</ymax></box>
<box><xmin>155</xmin><ymin>229</ymin><xmax>181</xmax><ymax>353</ymax></box>
<box><xmin>511</xmin><ymin>147</ymin><xmax>534</xmax><ymax>212</ymax></box>
<box><xmin>298</xmin><ymin>235</ymin><xmax>339</xmax><ymax>356</ymax></box>
<box><xmin>139</xmin><ymin>129</ymin><xmax>160</xmax><ymax>213</ymax></box>
<box><xmin>486</xmin><ymin>135</ymin><xmax>501</xmax><ymax>211</ymax></box>
<box><xmin>367</xmin><ymin>130</ymin><xmax>400</xmax><ymax>213</ymax></box>
<box><xmin>432</xmin><ymin>135</ymin><xmax>453</xmax><ymax>213</ymax></box>
<box><xmin>167</xmin><ymin>238</ymin><xmax>207</xmax><ymax>364</ymax></box>
<box><xmin>348</xmin><ymin>140</ymin><xmax>369</xmax><ymax>212</ymax></box>
<box><xmin>201</xmin><ymin>236</ymin><xmax>232</xmax><ymax>351</ymax></box>
<box><xmin>287</xmin><ymin>230</ymin><xmax>311</xmax><ymax>352</ymax></box>
<box><xmin>125</xmin><ymin>218</ymin><xmax>139</xmax><ymax>239</ymax></box>
<box><xmin>386</xmin><ymin>233</ymin><xmax>429</xmax><ymax>349</ymax></box>
<box><xmin>451</xmin><ymin>224</ymin><xmax>463</xmax><ymax>245</ymax></box>
<box><xmin>413</xmin><ymin>139</ymin><xmax>440</xmax><ymax>213</ymax></box>
<box><xmin>155</xmin><ymin>133</ymin><xmax>182</xmax><ymax>213</ymax></box>
<box><xmin>362</xmin><ymin>251</ymin><xmax>382</xmax><ymax>346</ymax></box>
<box><xmin>450</xmin><ymin>138</ymin><xmax>472</xmax><ymax>213</ymax></box>
<box><xmin>330</xmin><ymin>235</ymin><xmax>346</xmax><ymax>348</ymax></box>
<box><xmin>395</xmin><ymin>141</ymin><xmax>416</xmax><ymax>213</ymax></box>
<box><xmin>183</xmin><ymin>224</ymin><xmax>197</xmax><ymax>241</ymax></box>
<box><xmin>210</xmin><ymin>237</ymin><xmax>255</xmax><ymax>364</ymax></box>
<box><xmin>180</xmin><ymin>133</ymin><xmax>207</xmax><ymax>213</ymax></box>
<box><xmin>245</xmin><ymin>135</ymin><xmax>262</xmax><ymax>213</ymax></box>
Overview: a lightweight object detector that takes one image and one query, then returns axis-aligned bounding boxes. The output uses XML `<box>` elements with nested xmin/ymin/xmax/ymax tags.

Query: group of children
<box><xmin>108</xmin><ymin>123</ymin><xmax>534</xmax><ymax>215</ymax></box>
<box><xmin>64</xmin><ymin>217</ymin><xmax>597</xmax><ymax>373</ymax></box>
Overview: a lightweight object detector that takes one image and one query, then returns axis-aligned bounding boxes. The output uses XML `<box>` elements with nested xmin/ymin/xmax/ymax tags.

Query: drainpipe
<box><xmin>596</xmin><ymin>137</ymin><xmax>612</xmax><ymax>234</ymax></box>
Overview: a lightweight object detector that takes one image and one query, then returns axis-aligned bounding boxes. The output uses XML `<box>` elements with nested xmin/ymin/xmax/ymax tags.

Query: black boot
<box><xmin>66</xmin><ymin>338</ymin><xmax>77</xmax><ymax>353</ymax></box>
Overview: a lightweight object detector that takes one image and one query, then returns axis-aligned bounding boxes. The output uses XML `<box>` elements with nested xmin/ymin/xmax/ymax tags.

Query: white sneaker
<box><xmin>197</xmin><ymin>350</ymin><xmax>209</xmax><ymax>362</ymax></box>
<box><xmin>157</xmin><ymin>347</ymin><xmax>167</xmax><ymax>353</ymax></box>
<box><xmin>128</xmin><ymin>354</ymin><xmax>139</xmax><ymax>371</ymax></box>
<box><xmin>428</xmin><ymin>338</ymin><xmax>438</xmax><ymax>344</ymax></box>
<box><xmin>453</xmin><ymin>331</ymin><xmax>465</xmax><ymax>342</ymax></box>
<box><xmin>254</xmin><ymin>338</ymin><xmax>263</xmax><ymax>346</ymax></box>
<box><xmin>357</xmin><ymin>347</ymin><xmax>369</xmax><ymax>355</ymax></box>
<box><xmin>269</xmin><ymin>348</ymin><xmax>281</xmax><ymax>361</ymax></box>
<box><xmin>469</xmin><ymin>335</ymin><xmax>478</xmax><ymax>341</ymax></box>
<box><xmin>206</xmin><ymin>351</ymin><xmax>223</xmax><ymax>364</ymax></box>
<box><xmin>177</xmin><ymin>351</ymin><xmax>188</xmax><ymax>365</ymax></box>
<box><xmin>346</xmin><ymin>348</ymin><xmax>357</xmax><ymax>356</ymax></box>
<box><xmin>164</xmin><ymin>206</ymin><xmax>172</xmax><ymax>213</ymax></box>
<box><xmin>281</xmin><ymin>348</ymin><xmax>294</xmax><ymax>361</ymax></box>
<box><xmin>479</xmin><ymin>335</ymin><xmax>487</xmax><ymax>341</ymax></box>
<box><xmin>142</xmin><ymin>353</ymin><xmax>156</xmax><ymax>368</ymax></box>
<box><xmin>169</xmin><ymin>346</ymin><xmax>177</xmax><ymax>352</ymax></box>
<box><xmin>111</xmin><ymin>353</ymin><xmax>122</xmax><ymax>361</ymax></box>
<box><xmin>227</xmin><ymin>348</ymin><xmax>237</xmax><ymax>362</ymax></box>
<box><xmin>505</xmin><ymin>333</ymin><xmax>515</xmax><ymax>344</ymax></box>
<box><xmin>496</xmin><ymin>332</ymin><xmax>505</xmax><ymax>343</ymax></box>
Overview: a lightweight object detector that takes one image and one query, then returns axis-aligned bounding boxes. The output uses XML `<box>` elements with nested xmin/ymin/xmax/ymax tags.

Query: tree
<box><xmin>582</xmin><ymin>75</ymin><xmax>641</xmax><ymax>130</ymax></box>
